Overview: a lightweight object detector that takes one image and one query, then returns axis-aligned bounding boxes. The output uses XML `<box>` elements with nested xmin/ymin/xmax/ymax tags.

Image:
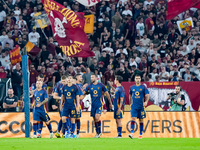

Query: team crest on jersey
<box><xmin>60</xmin><ymin>88</ymin><xmax>62</xmax><ymax>90</ymax></box>
<box><xmin>133</xmin><ymin>89</ymin><xmax>135</xmax><ymax>91</ymax></box>
<box><xmin>140</xmin><ymin>89</ymin><xmax>142</xmax><ymax>91</ymax></box>
<box><xmin>98</xmin><ymin>87</ymin><xmax>100</xmax><ymax>89</ymax></box>
<box><xmin>65</xmin><ymin>89</ymin><xmax>67</xmax><ymax>91</ymax></box>
<box><xmin>72</xmin><ymin>89</ymin><xmax>74</xmax><ymax>92</ymax></box>
<box><xmin>35</xmin><ymin>94</ymin><xmax>36</xmax><ymax>96</ymax></box>
<box><xmin>91</xmin><ymin>88</ymin><xmax>93</xmax><ymax>90</ymax></box>
<box><xmin>40</xmin><ymin>94</ymin><xmax>42</xmax><ymax>96</ymax></box>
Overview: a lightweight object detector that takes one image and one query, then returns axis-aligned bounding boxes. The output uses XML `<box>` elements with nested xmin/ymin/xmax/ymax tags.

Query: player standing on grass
<box><xmin>30</xmin><ymin>74</ymin><xmax>47</xmax><ymax>138</ymax></box>
<box><xmin>112</xmin><ymin>75</ymin><xmax>125</xmax><ymax>138</ymax></box>
<box><xmin>75</xmin><ymin>74</ymin><xmax>84</xmax><ymax>138</ymax></box>
<box><xmin>31</xmin><ymin>80</ymin><xmax>53</xmax><ymax>138</ymax></box>
<box><xmin>54</xmin><ymin>75</ymin><xmax>68</xmax><ymax>138</ymax></box>
<box><xmin>84</xmin><ymin>73</ymin><xmax>112</xmax><ymax>138</ymax></box>
<box><xmin>61</xmin><ymin>75</ymin><xmax>80</xmax><ymax>138</ymax></box>
<box><xmin>129</xmin><ymin>74</ymin><xmax>149</xmax><ymax>139</ymax></box>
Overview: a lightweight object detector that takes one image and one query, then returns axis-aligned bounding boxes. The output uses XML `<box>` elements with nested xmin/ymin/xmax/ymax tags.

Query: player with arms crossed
<box><xmin>31</xmin><ymin>80</ymin><xmax>53</xmax><ymax>138</ymax></box>
<box><xmin>61</xmin><ymin>75</ymin><xmax>80</xmax><ymax>138</ymax></box>
<box><xmin>84</xmin><ymin>73</ymin><xmax>112</xmax><ymax>138</ymax></box>
<box><xmin>54</xmin><ymin>75</ymin><xmax>68</xmax><ymax>138</ymax></box>
<box><xmin>129</xmin><ymin>74</ymin><xmax>149</xmax><ymax>139</ymax></box>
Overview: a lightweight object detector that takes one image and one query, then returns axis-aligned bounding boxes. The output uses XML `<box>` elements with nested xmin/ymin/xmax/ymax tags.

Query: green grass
<box><xmin>0</xmin><ymin>138</ymin><xmax>199</xmax><ymax>150</ymax></box>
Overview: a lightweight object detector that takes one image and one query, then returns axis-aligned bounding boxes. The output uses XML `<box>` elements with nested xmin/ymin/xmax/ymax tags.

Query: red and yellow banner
<box><xmin>0</xmin><ymin>112</ymin><xmax>200</xmax><ymax>138</ymax></box>
<box><xmin>9</xmin><ymin>45</ymin><xmax>22</xmax><ymax>65</ymax></box>
<box><xmin>24</xmin><ymin>41</ymin><xmax>41</xmax><ymax>56</ymax></box>
<box><xmin>42</xmin><ymin>0</ymin><xmax>94</xmax><ymax>58</ymax></box>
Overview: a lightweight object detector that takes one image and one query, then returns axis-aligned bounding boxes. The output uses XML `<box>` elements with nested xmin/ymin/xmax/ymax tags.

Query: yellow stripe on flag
<box><xmin>25</xmin><ymin>41</ymin><xmax>35</xmax><ymax>53</ymax></box>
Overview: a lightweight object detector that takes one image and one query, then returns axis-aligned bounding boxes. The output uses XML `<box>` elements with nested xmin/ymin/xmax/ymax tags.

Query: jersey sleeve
<box><xmin>129</xmin><ymin>86</ymin><xmax>132</xmax><ymax>95</ymax></box>
<box><xmin>101</xmin><ymin>83</ymin><xmax>107</xmax><ymax>92</ymax></box>
<box><xmin>120</xmin><ymin>88</ymin><xmax>125</xmax><ymax>98</ymax></box>
<box><xmin>43</xmin><ymin>90</ymin><xmax>48</xmax><ymax>99</ymax></box>
<box><xmin>144</xmin><ymin>86</ymin><xmax>149</xmax><ymax>95</ymax></box>
<box><xmin>181</xmin><ymin>95</ymin><xmax>185</xmax><ymax>101</ymax></box>
<box><xmin>54</xmin><ymin>85</ymin><xmax>59</xmax><ymax>93</ymax></box>
<box><xmin>78</xmin><ymin>86</ymin><xmax>83</xmax><ymax>96</ymax></box>
<box><xmin>14</xmin><ymin>96</ymin><xmax>18</xmax><ymax>102</ymax></box>
<box><xmin>84</xmin><ymin>84</ymin><xmax>90</xmax><ymax>92</ymax></box>
<box><xmin>75</xmin><ymin>85</ymin><xmax>79</xmax><ymax>96</ymax></box>
<box><xmin>43</xmin><ymin>84</ymin><xmax>47</xmax><ymax>90</ymax></box>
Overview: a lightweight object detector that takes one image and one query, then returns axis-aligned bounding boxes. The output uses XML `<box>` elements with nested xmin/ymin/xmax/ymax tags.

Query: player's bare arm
<box><xmin>53</xmin><ymin>92</ymin><xmax>61</xmax><ymax>100</ymax></box>
<box><xmin>76</xmin><ymin>95</ymin><xmax>80</xmax><ymax>113</ymax></box>
<box><xmin>143</xmin><ymin>94</ymin><xmax>149</xmax><ymax>107</ymax></box>
<box><xmin>117</xmin><ymin>97</ymin><xmax>124</xmax><ymax>115</ymax></box>
<box><xmin>175</xmin><ymin>99</ymin><xmax>185</xmax><ymax>105</ymax></box>
<box><xmin>105</xmin><ymin>91</ymin><xmax>112</xmax><ymax>109</ymax></box>
<box><xmin>60</xmin><ymin>95</ymin><xmax>64</xmax><ymax>111</ymax></box>
<box><xmin>36</xmin><ymin>98</ymin><xmax>48</xmax><ymax>107</ymax></box>
<box><xmin>129</xmin><ymin>94</ymin><xmax>132</xmax><ymax>106</ymax></box>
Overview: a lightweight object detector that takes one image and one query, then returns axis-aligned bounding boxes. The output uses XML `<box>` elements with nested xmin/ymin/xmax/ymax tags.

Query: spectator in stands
<box><xmin>0</xmin><ymin>66</ymin><xmax>6</xmax><ymax>78</ymax></box>
<box><xmin>28</xmin><ymin>26</ymin><xmax>40</xmax><ymax>46</ymax></box>
<box><xmin>3</xmin><ymin>88</ymin><xmax>18</xmax><ymax>112</ymax></box>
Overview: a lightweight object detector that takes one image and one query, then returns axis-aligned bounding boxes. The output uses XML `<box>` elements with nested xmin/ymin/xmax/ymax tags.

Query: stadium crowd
<box><xmin>0</xmin><ymin>0</ymin><xmax>200</xmax><ymax>111</ymax></box>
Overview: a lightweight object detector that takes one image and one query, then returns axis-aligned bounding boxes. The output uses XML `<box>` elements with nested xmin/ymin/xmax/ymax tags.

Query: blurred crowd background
<box><xmin>0</xmin><ymin>0</ymin><xmax>200</xmax><ymax>105</ymax></box>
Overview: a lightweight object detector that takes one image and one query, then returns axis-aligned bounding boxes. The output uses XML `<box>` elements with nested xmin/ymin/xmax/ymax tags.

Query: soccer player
<box><xmin>31</xmin><ymin>80</ymin><xmax>53</xmax><ymax>138</ymax></box>
<box><xmin>53</xmin><ymin>75</ymin><xmax>67</xmax><ymax>138</ymax></box>
<box><xmin>61</xmin><ymin>75</ymin><xmax>80</xmax><ymax>138</ymax></box>
<box><xmin>129</xmin><ymin>74</ymin><xmax>149</xmax><ymax>139</ymax></box>
<box><xmin>75</xmin><ymin>74</ymin><xmax>84</xmax><ymax>138</ymax></box>
<box><xmin>30</xmin><ymin>74</ymin><xmax>47</xmax><ymax>138</ymax></box>
<box><xmin>84</xmin><ymin>73</ymin><xmax>112</xmax><ymax>138</ymax></box>
<box><xmin>113</xmin><ymin>75</ymin><xmax>125</xmax><ymax>138</ymax></box>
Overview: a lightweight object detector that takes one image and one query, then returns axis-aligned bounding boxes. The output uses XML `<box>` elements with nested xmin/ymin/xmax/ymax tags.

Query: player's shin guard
<box><xmin>67</xmin><ymin>118</ymin><xmax>71</xmax><ymax>132</ymax></box>
<box><xmin>139</xmin><ymin>122</ymin><xmax>144</xmax><ymax>135</ymax></box>
<box><xmin>71</xmin><ymin>123</ymin><xmax>75</xmax><ymax>135</ymax></box>
<box><xmin>38</xmin><ymin>121</ymin><xmax>43</xmax><ymax>134</ymax></box>
<box><xmin>95</xmin><ymin>122</ymin><xmax>99</xmax><ymax>134</ymax></box>
<box><xmin>47</xmin><ymin>123</ymin><xmax>53</xmax><ymax>133</ymax></box>
<box><xmin>131</xmin><ymin>121</ymin><xmax>135</xmax><ymax>134</ymax></box>
<box><xmin>98</xmin><ymin>120</ymin><xmax>101</xmax><ymax>134</ymax></box>
<box><xmin>117</xmin><ymin>127</ymin><xmax>122</xmax><ymax>136</ymax></box>
<box><xmin>57</xmin><ymin>119</ymin><xmax>62</xmax><ymax>133</ymax></box>
<box><xmin>33</xmin><ymin>123</ymin><xmax>38</xmax><ymax>135</ymax></box>
<box><xmin>76</xmin><ymin>119</ymin><xmax>81</xmax><ymax>135</ymax></box>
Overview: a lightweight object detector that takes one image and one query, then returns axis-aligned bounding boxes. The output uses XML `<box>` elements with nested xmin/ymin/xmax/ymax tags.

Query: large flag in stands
<box><xmin>76</xmin><ymin>0</ymin><xmax>102</xmax><ymax>7</ymax></box>
<box><xmin>42</xmin><ymin>0</ymin><xmax>94</xmax><ymax>57</ymax></box>
<box><xmin>9</xmin><ymin>45</ymin><xmax>22</xmax><ymax>65</ymax></box>
<box><xmin>167</xmin><ymin>0</ymin><xmax>200</xmax><ymax>20</ymax></box>
<box><xmin>24</xmin><ymin>41</ymin><xmax>41</xmax><ymax>56</ymax></box>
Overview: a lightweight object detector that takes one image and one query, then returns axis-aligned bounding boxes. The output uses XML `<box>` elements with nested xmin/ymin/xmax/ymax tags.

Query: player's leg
<box><xmin>62</xmin><ymin>108</ymin><xmax>70</xmax><ymax>138</ymax></box>
<box><xmin>139</xmin><ymin>119</ymin><xmax>144</xmax><ymax>139</ymax></box>
<box><xmin>32</xmin><ymin>120</ymin><xmax>38</xmax><ymax>138</ymax></box>
<box><xmin>69</xmin><ymin>118</ymin><xmax>76</xmax><ymax>138</ymax></box>
<box><xmin>56</xmin><ymin>110</ymin><xmax>62</xmax><ymax>138</ymax></box>
<box><xmin>138</xmin><ymin>108</ymin><xmax>146</xmax><ymax>139</ymax></box>
<box><xmin>42</xmin><ymin>113</ymin><xmax>53</xmax><ymax>139</ymax></box>
<box><xmin>75</xmin><ymin>109</ymin><xmax>81</xmax><ymax>138</ymax></box>
<box><xmin>129</xmin><ymin>108</ymin><xmax>138</xmax><ymax>139</ymax></box>
<box><xmin>37</xmin><ymin>121</ymin><xmax>43</xmax><ymax>138</ymax></box>
<box><xmin>116</xmin><ymin>119</ymin><xmax>122</xmax><ymax>138</ymax></box>
<box><xmin>95</xmin><ymin>113</ymin><xmax>102</xmax><ymax>137</ymax></box>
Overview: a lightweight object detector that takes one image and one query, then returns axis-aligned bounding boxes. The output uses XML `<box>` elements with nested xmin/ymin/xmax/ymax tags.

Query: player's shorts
<box><xmin>62</xmin><ymin>107</ymin><xmax>79</xmax><ymax>118</ymax></box>
<box><xmin>91</xmin><ymin>106</ymin><xmax>103</xmax><ymax>117</ymax></box>
<box><xmin>76</xmin><ymin>109</ymin><xmax>82</xmax><ymax>118</ymax></box>
<box><xmin>114</xmin><ymin>109</ymin><xmax>124</xmax><ymax>119</ymax></box>
<box><xmin>130</xmin><ymin>107</ymin><xmax>146</xmax><ymax>119</ymax></box>
<box><xmin>33</xmin><ymin>110</ymin><xmax>50</xmax><ymax>122</ymax></box>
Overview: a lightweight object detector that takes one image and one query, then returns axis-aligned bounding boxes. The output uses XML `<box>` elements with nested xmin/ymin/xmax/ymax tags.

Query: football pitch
<box><xmin>0</xmin><ymin>138</ymin><xmax>199</xmax><ymax>150</ymax></box>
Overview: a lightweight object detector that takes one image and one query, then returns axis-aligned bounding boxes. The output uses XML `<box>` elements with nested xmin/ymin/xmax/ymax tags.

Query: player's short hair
<box><xmin>61</xmin><ymin>75</ymin><xmax>67</xmax><ymax>80</ymax></box>
<box><xmin>135</xmin><ymin>74</ymin><xmax>141</xmax><ymax>78</ymax></box>
<box><xmin>115</xmin><ymin>75</ymin><xmax>123</xmax><ymax>83</ymax></box>
<box><xmin>91</xmin><ymin>73</ymin><xmax>97</xmax><ymax>77</ymax></box>
<box><xmin>67</xmin><ymin>74</ymin><xmax>73</xmax><ymax>78</ymax></box>
<box><xmin>75</xmin><ymin>74</ymin><xmax>82</xmax><ymax>80</ymax></box>
<box><xmin>38</xmin><ymin>74</ymin><xmax>44</xmax><ymax>78</ymax></box>
<box><xmin>175</xmin><ymin>85</ymin><xmax>182</xmax><ymax>91</ymax></box>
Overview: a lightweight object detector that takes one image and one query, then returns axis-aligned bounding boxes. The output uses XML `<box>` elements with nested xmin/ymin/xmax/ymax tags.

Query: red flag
<box><xmin>25</xmin><ymin>41</ymin><xmax>41</xmax><ymax>57</ymax></box>
<box><xmin>167</xmin><ymin>0</ymin><xmax>200</xmax><ymax>20</ymax></box>
<box><xmin>42</xmin><ymin>0</ymin><xmax>94</xmax><ymax>58</ymax></box>
<box><xmin>9</xmin><ymin>45</ymin><xmax>22</xmax><ymax>65</ymax></box>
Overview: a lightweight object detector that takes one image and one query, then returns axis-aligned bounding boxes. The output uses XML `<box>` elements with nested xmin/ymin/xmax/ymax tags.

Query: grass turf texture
<box><xmin>0</xmin><ymin>138</ymin><xmax>199</xmax><ymax>150</ymax></box>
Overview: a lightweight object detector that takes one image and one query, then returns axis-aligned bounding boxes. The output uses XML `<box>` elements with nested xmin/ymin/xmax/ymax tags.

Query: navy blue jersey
<box><xmin>129</xmin><ymin>84</ymin><xmax>149</xmax><ymax>109</ymax></box>
<box><xmin>84</xmin><ymin>83</ymin><xmax>107</xmax><ymax>107</ymax></box>
<box><xmin>54</xmin><ymin>83</ymin><xmax>64</xmax><ymax>97</ymax></box>
<box><xmin>113</xmin><ymin>86</ymin><xmax>125</xmax><ymax>110</ymax></box>
<box><xmin>62</xmin><ymin>84</ymin><xmax>79</xmax><ymax>108</ymax></box>
<box><xmin>31</xmin><ymin>83</ymin><xmax>47</xmax><ymax>90</ymax></box>
<box><xmin>33</xmin><ymin>89</ymin><xmax>48</xmax><ymax>112</ymax></box>
<box><xmin>76</xmin><ymin>83</ymin><xmax>83</xmax><ymax>96</ymax></box>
